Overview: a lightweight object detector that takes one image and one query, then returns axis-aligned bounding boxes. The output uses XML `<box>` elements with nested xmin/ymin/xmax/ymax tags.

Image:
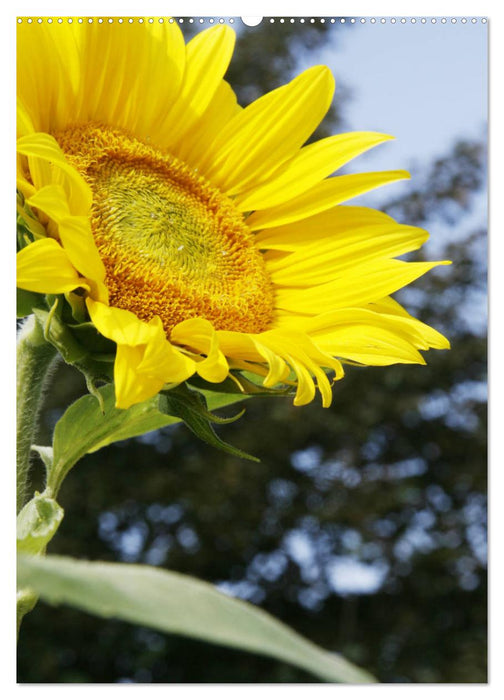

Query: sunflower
<box><xmin>16</xmin><ymin>18</ymin><xmax>449</xmax><ymax>410</ymax></box>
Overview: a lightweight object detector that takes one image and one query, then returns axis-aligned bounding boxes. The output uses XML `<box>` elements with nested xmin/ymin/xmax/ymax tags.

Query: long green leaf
<box><xmin>17</xmin><ymin>554</ymin><xmax>375</xmax><ymax>683</ymax></box>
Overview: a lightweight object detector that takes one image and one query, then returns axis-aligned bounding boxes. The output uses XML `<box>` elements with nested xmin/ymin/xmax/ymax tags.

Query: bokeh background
<box><xmin>17</xmin><ymin>17</ymin><xmax>487</xmax><ymax>683</ymax></box>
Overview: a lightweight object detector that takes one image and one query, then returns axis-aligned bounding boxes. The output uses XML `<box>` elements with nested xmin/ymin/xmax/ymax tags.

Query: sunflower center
<box><xmin>54</xmin><ymin>123</ymin><xmax>275</xmax><ymax>334</ymax></box>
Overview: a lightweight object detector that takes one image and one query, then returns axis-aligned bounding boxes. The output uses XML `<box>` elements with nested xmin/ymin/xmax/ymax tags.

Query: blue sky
<box><xmin>318</xmin><ymin>20</ymin><xmax>487</xmax><ymax>171</ymax></box>
<box><xmin>292</xmin><ymin>18</ymin><xmax>489</xmax><ymax>221</ymax></box>
<box><xmin>300</xmin><ymin>17</ymin><xmax>488</xmax><ymax>313</ymax></box>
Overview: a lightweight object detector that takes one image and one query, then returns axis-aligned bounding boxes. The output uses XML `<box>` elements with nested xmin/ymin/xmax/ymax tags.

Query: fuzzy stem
<box><xmin>17</xmin><ymin>316</ymin><xmax>57</xmax><ymax>514</ymax></box>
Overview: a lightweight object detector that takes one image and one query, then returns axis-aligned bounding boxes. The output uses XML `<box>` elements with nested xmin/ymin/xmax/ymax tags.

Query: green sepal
<box><xmin>16</xmin><ymin>288</ymin><xmax>45</xmax><ymax>319</ymax></box>
<box><xmin>189</xmin><ymin>371</ymin><xmax>296</xmax><ymax>398</ymax></box>
<box><xmin>66</xmin><ymin>320</ymin><xmax>116</xmax><ymax>357</ymax></box>
<box><xmin>16</xmin><ymin>492</ymin><xmax>64</xmax><ymax>556</ymax></box>
<box><xmin>34</xmin><ymin>303</ymin><xmax>87</xmax><ymax>365</ymax></box>
<box><xmin>163</xmin><ymin>383</ymin><xmax>245</xmax><ymax>426</ymax></box>
<box><xmin>33</xmin><ymin>302</ymin><xmax>114</xmax><ymax>392</ymax></box>
<box><xmin>64</xmin><ymin>291</ymin><xmax>88</xmax><ymax>324</ymax></box>
<box><xmin>159</xmin><ymin>384</ymin><xmax>259</xmax><ymax>462</ymax></box>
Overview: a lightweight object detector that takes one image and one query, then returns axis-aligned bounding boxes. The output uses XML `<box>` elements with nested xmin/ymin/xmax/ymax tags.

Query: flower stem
<box><xmin>17</xmin><ymin>316</ymin><xmax>57</xmax><ymax>514</ymax></box>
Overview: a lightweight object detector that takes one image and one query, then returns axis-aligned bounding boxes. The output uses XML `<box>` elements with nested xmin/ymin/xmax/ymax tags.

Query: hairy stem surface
<box><xmin>17</xmin><ymin>316</ymin><xmax>57</xmax><ymax>514</ymax></box>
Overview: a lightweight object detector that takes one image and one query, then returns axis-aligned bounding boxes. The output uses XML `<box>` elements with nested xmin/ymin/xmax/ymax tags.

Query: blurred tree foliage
<box><xmin>17</xmin><ymin>21</ymin><xmax>486</xmax><ymax>683</ymax></box>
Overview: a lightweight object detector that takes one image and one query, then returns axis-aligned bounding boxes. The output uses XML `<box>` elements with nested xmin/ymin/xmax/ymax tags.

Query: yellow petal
<box><xmin>17</xmin><ymin>21</ymin><xmax>80</xmax><ymax>133</ymax></box>
<box><xmin>86</xmin><ymin>299</ymin><xmax>155</xmax><ymax>346</ymax></box>
<box><xmin>17</xmin><ymin>238</ymin><xmax>86</xmax><ymax>294</ymax></box>
<box><xmin>216</xmin><ymin>327</ymin><xmax>343</xmax><ymax>407</ymax></box>
<box><xmin>247</xmin><ymin>171</ymin><xmax>410</xmax><ymax>230</ymax></box>
<box><xmin>58</xmin><ymin>218</ymin><xmax>109</xmax><ymax>303</ymax></box>
<box><xmin>266</xmin><ymin>223</ymin><xmax>429</xmax><ymax>287</ymax></box>
<box><xmin>261</xmin><ymin>330</ymin><xmax>343</xmax><ymax>377</ymax></box>
<box><xmin>17</xmin><ymin>133</ymin><xmax>92</xmax><ymax>213</ymax></box>
<box><xmin>87</xmin><ymin>301</ymin><xmax>196</xmax><ymax>409</ymax></box>
<box><xmin>77</xmin><ymin>20</ymin><xmax>186</xmax><ymax>141</ymax></box>
<box><xmin>255</xmin><ymin>206</ymin><xmax>400</xmax><ymax>251</ymax></box>
<box><xmin>258</xmin><ymin>331</ymin><xmax>343</xmax><ymax>406</ymax></box>
<box><xmin>214</xmin><ymin>330</ymin><xmax>287</xmax><ymax>387</ymax></box>
<box><xmin>287</xmin><ymin>309</ymin><xmax>427</xmax><ymax>365</ymax></box>
<box><xmin>215</xmin><ymin>330</ymin><xmax>259</xmax><ymax>358</ymax></box>
<box><xmin>17</xmin><ymin>98</ymin><xmax>35</xmax><ymax>138</ymax></box>
<box><xmin>160</xmin><ymin>26</ymin><xmax>236</xmax><ymax>149</ymax></box>
<box><xmin>236</xmin><ymin>132</ymin><xmax>394</xmax><ymax>211</ymax></box>
<box><xmin>114</xmin><ymin>344</ymin><xmax>163</xmax><ymax>409</ymax></box>
<box><xmin>175</xmin><ymin>80</ymin><xmax>241</xmax><ymax>169</ymax></box>
<box><xmin>27</xmin><ymin>185</ymin><xmax>106</xmax><ymax>287</ymax></box>
<box><xmin>321</xmin><ymin>325</ymin><xmax>426</xmax><ymax>366</ymax></box>
<box><xmin>171</xmin><ymin>318</ymin><xmax>229</xmax><ymax>383</ymax></box>
<box><xmin>250</xmin><ymin>338</ymin><xmax>291</xmax><ymax>387</ymax></box>
<box><xmin>17</xmin><ymin>163</ymin><xmax>37</xmax><ymax>200</ymax></box>
<box><xmin>114</xmin><ymin>336</ymin><xmax>195</xmax><ymax>410</ymax></box>
<box><xmin>27</xmin><ymin>183</ymin><xmax>71</xmax><ymax>224</ymax></box>
<box><xmin>289</xmin><ymin>357</ymin><xmax>316</xmax><ymax>406</ymax></box>
<box><xmin>204</xmin><ymin>65</ymin><xmax>335</xmax><ymax>195</ymax></box>
<box><xmin>276</xmin><ymin>259</ymin><xmax>451</xmax><ymax>314</ymax></box>
<box><xmin>137</xmin><ymin>323</ymin><xmax>195</xmax><ymax>381</ymax></box>
<box><xmin>366</xmin><ymin>298</ymin><xmax>450</xmax><ymax>349</ymax></box>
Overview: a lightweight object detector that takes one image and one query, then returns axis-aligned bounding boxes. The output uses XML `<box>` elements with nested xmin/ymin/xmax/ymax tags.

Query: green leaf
<box><xmin>46</xmin><ymin>384</ymin><xmax>248</xmax><ymax>496</ymax></box>
<box><xmin>33</xmin><ymin>296</ymin><xmax>114</xmax><ymax>404</ymax></box>
<box><xmin>33</xmin><ymin>303</ymin><xmax>113</xmax><ymax>384</ymax></box>
<box><xmin>17</xmin><ymin>554</ymin><xmax>375</xmax><ymax>683</ymax></box>
<box><xmin>17</xmin><ymin>494</ymin><xmax>64</xmax><ymax>555</ymax></box>
<box><xmin>159</xmin><ymin>385</ymin><xmax>258</xmax><ymax>462</ymax></box>
<box><xmin>66</xmin><ymin>320</ymin><xmax>116</xmax><ymax>355</ymax></box>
